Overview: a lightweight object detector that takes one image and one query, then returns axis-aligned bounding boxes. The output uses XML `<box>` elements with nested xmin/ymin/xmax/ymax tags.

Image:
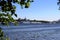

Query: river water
<box><xmin>0</xmin><ymin>23</ymin><xmax>60</xmax><ymax>40</ymax></box>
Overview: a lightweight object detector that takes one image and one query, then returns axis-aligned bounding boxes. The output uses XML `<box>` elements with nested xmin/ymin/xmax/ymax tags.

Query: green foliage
<box><xmin>0</xmin><ymin>0</ymin><xmax>33</xmax><ymax>25</ymax></box>
<box><xmin>0</xmin><ymin>13</ymin><xmax>15</xmax><ymax>25</ymax></box>
<box><xmin>0</xmin><ymin>27</ymin><xmax>9</xmax><ymax>40</ymax></box>
<box><xmin>0</xmin><ymin>0</ymin><xmax>33</xmax><ymax>40</ymax></box>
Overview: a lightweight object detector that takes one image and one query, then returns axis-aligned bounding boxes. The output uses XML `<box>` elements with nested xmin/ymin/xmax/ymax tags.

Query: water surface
<box><xmin>0</xmin><ymin>23</ymin><xmax>60</xmax><ymax>40</ymax></box>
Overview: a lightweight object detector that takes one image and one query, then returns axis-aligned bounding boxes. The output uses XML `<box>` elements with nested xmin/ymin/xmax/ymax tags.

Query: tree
<box><xmin>0</xmin><ymin>0</ymin><xmax>33</xmax><ymax>25</ymax></box>
<box><xmin>0</xmin><ymin>0</ymin><xmax>33</xmax><ymax>40</ymax></box>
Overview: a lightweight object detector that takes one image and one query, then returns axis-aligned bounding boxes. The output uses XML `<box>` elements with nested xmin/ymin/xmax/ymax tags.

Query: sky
<box><xmin>14</xmin><ymin>0</ymin><xmax>60</xmax><ymax>21</ymax></box>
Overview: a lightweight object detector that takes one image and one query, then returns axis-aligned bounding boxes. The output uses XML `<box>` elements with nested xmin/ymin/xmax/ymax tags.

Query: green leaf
<box><xmin>25</xmin><ymin>2</ymin><xmax>30</xmax><ymax>8</ymax></box>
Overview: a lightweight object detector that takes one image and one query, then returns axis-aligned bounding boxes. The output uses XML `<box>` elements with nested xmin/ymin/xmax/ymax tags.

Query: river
<box><xmin>0</xmin><ymin>23</ymin><xmax>60</xmax><ymax>40</ymax></box>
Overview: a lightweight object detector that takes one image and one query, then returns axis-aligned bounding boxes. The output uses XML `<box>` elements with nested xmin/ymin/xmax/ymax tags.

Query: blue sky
<box><xmin>15</xmin><ymin>0</ymin><xmax>60</xmax><ymax>21</ymax></box>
